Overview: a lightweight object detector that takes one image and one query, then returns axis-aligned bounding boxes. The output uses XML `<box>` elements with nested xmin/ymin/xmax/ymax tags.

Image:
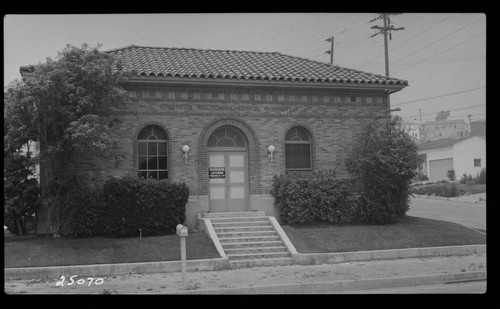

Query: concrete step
<box><xmin>211</xmin><ymin>220</ymin><xmax>271</xmax><ymax>228</ymax></box>
<box><xmin>229</xmin><ymin>257</ymin><xmax>294</xmax><ymax>269</ymax></box>
<box><xmin>226</xmin><ymin>251</ymin><xmax>291</xmax><ymax>261</ymax></box>
<box><xmin>224</xmin><ymin>246</ymin><xmax>288</xmax><ymax>255</ymax></box>
<box><xmin>201</xmin><ymin>211</ymin><xmax>265</xmax><ymax>219</ymax></box>
<box><xmin>210</xmin><ymin>216</ymin><xmax>269</xmax><ymax>223</ymax></box>
<box><xmin>214</xmin><ymin>225</ymin><xmax>275</xmax><ymax>233</ymax></box>
<box><xmin>221</xmin><ymin>240</ymin><xmax>285</xmax><ymax>249</ymax></box>
<box><xmin>216</xmin><ymin>231</ymin><xmax>277</xmax><ymax>238</ymax></box>
<box><xmin>216</xmin><ymin>230</ymin><xmax>277</xmax><ymax>238</ymax></box>
<box><xmin>218</xmin><ymin>235</ymin><xmax>281</xmax><ymax>244</ymax></box>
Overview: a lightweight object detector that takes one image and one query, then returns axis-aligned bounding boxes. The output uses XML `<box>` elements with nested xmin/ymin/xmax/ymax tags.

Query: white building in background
<box><xmin>420</xmin><ymin>119</ymin><xmax>468</xmax><ymax>142</ymax></box>
<box><xmin>417</xmin><ymin>135</ymin><xmax>485</xmax><ymax>182</ymax></box>
<box><xmin>401</xmin><ymin>121</ymin><xmax>421</xmax><ymax>140</ymax></box>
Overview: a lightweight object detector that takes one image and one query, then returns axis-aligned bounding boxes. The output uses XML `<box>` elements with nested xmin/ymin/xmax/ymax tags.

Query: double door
<box><xmin>208</xmin><ymin>151</ymin><xmax>248</xmax><ymax>212</ymax></box>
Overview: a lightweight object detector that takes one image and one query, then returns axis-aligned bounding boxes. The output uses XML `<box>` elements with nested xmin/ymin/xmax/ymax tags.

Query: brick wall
<box><xmin>40</xmin><ymin>83</ymin><xmax>389</xmax><ymax>195</ymax></box>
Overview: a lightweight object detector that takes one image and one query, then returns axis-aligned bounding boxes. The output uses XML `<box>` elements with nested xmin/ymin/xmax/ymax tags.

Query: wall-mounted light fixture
<box><xmin>182</xmin><ymin>145</ymin><xmax>190</xmax><ymax>162</ymax></box>
<box><xmin>268</xmin><ymin>145</ymin><xmax>276</xmax><ymax>162</ymax></box>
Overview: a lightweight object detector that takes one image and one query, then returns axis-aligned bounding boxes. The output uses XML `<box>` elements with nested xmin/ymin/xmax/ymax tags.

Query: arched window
<box><xmin>137</xmin><ymin>125</ymin><xmax>168</xmax><ymax>180</ymax></box>
<box><xmin>207</xmin><ymin>126</ymin><xmax>246</xmax><ymax>148</ymax></box>
<box><xmin>285</xmin><ymin>126</ymin><xmax>312</xmax><ymax>171</ymax></box>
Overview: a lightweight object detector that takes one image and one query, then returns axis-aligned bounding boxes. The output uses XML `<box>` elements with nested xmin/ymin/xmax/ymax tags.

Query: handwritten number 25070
<box><xmin>56</xmin><ymin>275</ymin><xmax>104</xmax><ymax>287</ymax></box>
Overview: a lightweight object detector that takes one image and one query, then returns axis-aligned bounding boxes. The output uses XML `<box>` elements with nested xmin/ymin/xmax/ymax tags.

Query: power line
<box><xmin>392</xmin><ymin>86</ymin><xmax>485</xmax><ymax>107</ymax></box>
<box><xmin>393</xmin><ymin>31</ymin><xmax>485</xmax><ymax>74</ymax></box>
<box><xmin>400</xmin><ymin>104</ymin><xmax>485</xmax><ymax>120</ymax></box>
<box><xmin>224</xmin><ymin>14</ymin><xmax>338</xmax><ymax>50</ymax></box>
<box><xmin>369</xmin><ymin>13</ymin><xmax>405</xmax><ymax>76</ymax></box>
<box><xmin>389</xmin><ymin>14</ymin><xmax>455</xmax><ymax>53</ymax></box>
<box><xmin>198</xmin><ymin>13</ymin><xmax>331</xmax><ymax>48</ymax></box>
<box><xmin>391</xmin><ymin>16</ymin><xmax>483</xmax><ymax>66</ymax></box>
<box><xmin>269</xmin><ymin>16</ymin><xmax>370</xmax><ymax>57</ymax></box>
<box><xmin>355</xmin><ymin>14</ymin><xmax>454</xmax><ymax>72</ymax></box>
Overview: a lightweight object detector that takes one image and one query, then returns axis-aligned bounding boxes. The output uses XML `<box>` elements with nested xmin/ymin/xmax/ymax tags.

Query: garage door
<box><xmin>429</xmin><ymin>158</ymin><xmax>453</xmax><ymax>182</ymax></box>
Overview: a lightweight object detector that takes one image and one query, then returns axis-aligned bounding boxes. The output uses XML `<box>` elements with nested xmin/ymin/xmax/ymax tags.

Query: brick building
<box><xmin>34</xmin><ymin>45</ymin><xmax>408</xmax><ymax>231</ymax></box>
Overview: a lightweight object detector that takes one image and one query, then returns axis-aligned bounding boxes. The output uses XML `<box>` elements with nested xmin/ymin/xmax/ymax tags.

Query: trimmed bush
<box><xmin>271</xmin><ymin>171</ymin><xmax>359</xmax><ymax>225</ymax></box>
<box><xmin>46</xmin><ymin>176</ymin><xmax>189</xmax><ymax>238</ymax></box>
<box><xmin>55</xmin><ymin>186</ymin><xmax>106</xmax><ymax>237</ymax></box>
<box><xmin>102</xmin><ymin>177</ymin><xmax>188</xmax><ymax>237</ymax></box>
<box><xmin>45</xmin><ymin>176</ymin><xmax>106</xmax><ymax>237</ymax></box>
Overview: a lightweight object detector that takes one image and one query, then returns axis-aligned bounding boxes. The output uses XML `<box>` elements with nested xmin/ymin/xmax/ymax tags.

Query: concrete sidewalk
<box><xmin>5</xmin><ymin>252</ymin><xmax>486</xmax><ymax>294</ymax></box>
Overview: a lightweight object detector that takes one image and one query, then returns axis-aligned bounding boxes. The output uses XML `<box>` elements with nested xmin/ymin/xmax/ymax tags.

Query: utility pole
<box><xmin>325</xmin><ymin>36</ymin><xmax>334</xmax><ymax>65</ymax></box>
<box><xmin>468</xmin><ymin>114</ymin><xmax>472</xmax><ymax>136</ymax></box>
<box><xmin>369</xmin><ymin>13</ymin><xmax>405</xmax><ymax>77</ymax></box>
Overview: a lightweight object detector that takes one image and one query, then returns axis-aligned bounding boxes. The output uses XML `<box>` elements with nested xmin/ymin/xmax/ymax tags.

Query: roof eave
<box><xmin>123</xmin><ymin>75</ymin><xmax>407</xmax><ymax>92</ymax></box>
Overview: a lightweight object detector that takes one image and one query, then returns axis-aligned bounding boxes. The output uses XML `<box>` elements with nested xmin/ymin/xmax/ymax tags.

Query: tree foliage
<box><xmin>3</xmin><ymin>138</ymin><xmax>40</xmax><ymax>235</ymax></box>
<box><xmin>4</xmin><ymin>43</ymin><xmax>131</xmax><ymax>235</ymax></box>
<box><xmin>5</xmin><ymin>43</ymin><xmax>130</xmax><ymax>163</ymax></box>
<box><xmin>345</xmin><ymin>118</ymin><xmax>422</xmax><ymax>224</ymax></box>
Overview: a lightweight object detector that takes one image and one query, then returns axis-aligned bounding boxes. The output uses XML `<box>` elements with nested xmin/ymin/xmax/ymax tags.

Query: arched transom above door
<box><xmin>208</xmin><ymin>126</ymin><xmax>247</xmax><ymax>148</ymax></box>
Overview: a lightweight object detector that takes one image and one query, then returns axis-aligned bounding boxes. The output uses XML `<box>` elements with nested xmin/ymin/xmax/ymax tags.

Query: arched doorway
<box><xmin>207</xmin><ymin>126</ymin><xmax>249</xmax><ymax>212</ymax></box>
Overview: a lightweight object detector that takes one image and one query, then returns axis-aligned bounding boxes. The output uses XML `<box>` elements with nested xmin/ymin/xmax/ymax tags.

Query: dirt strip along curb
<box><xmin>176</xmin><ymin>271</ymin><xmax>487</xmax><ymax>294</ymax></box>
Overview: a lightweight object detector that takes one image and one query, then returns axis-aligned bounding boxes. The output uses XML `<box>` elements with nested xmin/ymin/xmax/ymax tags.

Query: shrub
<box><xmin>413</xmin><ymin>172</ymin><xmax>429</xmax><ymax>182</ymax></box>
<box><xmin>447</xmin><ymin>169</ymin><xmax>456</xmax><ymax>181</ymax></box>
<box><xmin>345</xmin><ymin>118</ymin><xmax>421</xmax><ymax>224</ymax></box>
<box><xmin>45</xmin><ymin>176</ymin><xmax>106</xmax><ymax>237</ymax></box>
<box><xmin>476</xmin><ymin>168</ymin><xmax>486</xmax><ymax>184</ymax></box>
<box><xmin>102</xmin><ymin>176</ymin><xmax>188</xmax><ymax>237</ymax></box>
<box><xmin>46</xmin><ymin>175</ymin><xmax>189</xmax><ymax>238</ymax></box>
<box><xmin>410</xmin><ymin>183</ymin><xmax>465</xmax><ymax>197</ymax></box>
<box><xmin>271</xmin><ymin>171</ymin><xmax>359</xmax><ymax>225</ymax></box>
<box><xmin>460</xmin><ymin>173</ymin><xmax>474</xmax><ymax>184</ymax></box>
<box><xmin>53</xmin><ymin>186</ymin><xmax>106</xmax><ymax>237</ymax></box>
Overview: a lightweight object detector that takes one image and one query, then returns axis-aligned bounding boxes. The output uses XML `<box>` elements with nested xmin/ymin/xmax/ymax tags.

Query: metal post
<box><xmin>180</xmin><ymin>235</ymin><xmax>187</xmax><ymax>289</ymax></box>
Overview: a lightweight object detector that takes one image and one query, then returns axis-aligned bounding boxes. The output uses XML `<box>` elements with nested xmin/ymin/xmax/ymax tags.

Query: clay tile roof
<box><xmin>106</xmin><ymin>45</ymin><xmax>408</xmax><ymax>86</ymax></box>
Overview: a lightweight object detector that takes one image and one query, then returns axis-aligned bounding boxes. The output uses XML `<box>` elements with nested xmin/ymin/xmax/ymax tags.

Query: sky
<box><xmin>4</xmin><ymin>13</ymin><xmax>486</xmax><ymax>124</ymax></box>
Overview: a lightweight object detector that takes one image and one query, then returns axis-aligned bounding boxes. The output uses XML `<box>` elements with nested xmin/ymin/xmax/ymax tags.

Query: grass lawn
<box><xmin>5</xmin><ymin>216</ymin><xmax>486</xmax><ymax>268</ymax></box>
<box><xmin>4</xmin><ymin>232</ymin><xmax>220</xmax><ymax>269</ymax></box>
<box><xmin>282</xmin><ymin>216</ymin><xmax>486</xmax><ymax>254</ymax></box>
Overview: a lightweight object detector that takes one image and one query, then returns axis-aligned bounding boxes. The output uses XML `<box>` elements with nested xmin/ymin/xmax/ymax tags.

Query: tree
<box><xmin>435</xmin><ymin>110</ymin><xmax>450</xmax><ymax>121</ymax></box>
<box><xmin>3</xmin><ymin>139</ymin><xmax>40</xmax><ymax>235</ymax></box>
<box><xmin>345</xmin><ymin>118</ymin><xmax>422</xmax><ymax>224</ymax></box>
<box><xmin>4</xmin><ymin>43</ymin><xmax>131</xmax><ymax>235</ymax></box>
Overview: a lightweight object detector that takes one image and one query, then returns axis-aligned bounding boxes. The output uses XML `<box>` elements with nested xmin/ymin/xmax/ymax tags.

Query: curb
<box><xmin>4</xmin><ymin>258</ymin><xmax>229</xmax><ymax>281</ymax></box>
<box><xmin>292</xmin><ymin>244</ymin><xmax>486</xmax><ymax>265</ymax></box>
<box><xmin>176</xmin><ymin>271</ymin><xmax>487</xmax><ymax>294</ymax></box>
<box><xmin>4</xmin><ymin>244</ymin><xmax>486</xmax><ymax>281</ymax></box>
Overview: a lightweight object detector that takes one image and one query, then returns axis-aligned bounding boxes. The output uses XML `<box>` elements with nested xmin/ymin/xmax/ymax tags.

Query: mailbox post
<box><xmin>176</xmin><ymin>224</ymin><xmax>188</xmax><ymax>289</ymax></box>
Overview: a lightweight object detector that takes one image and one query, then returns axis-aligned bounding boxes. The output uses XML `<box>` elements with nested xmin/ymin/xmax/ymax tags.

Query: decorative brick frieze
<box><xmin>127</xmin><ymin>86</ymin><xmax>387</xmax><ymax>106</ymax></box>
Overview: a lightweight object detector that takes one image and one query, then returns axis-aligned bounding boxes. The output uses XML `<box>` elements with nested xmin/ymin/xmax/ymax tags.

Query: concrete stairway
<box><xmin>203</xmin><ymin>211</ymin><xmax>294</xmax><ymax>269</ymax></box>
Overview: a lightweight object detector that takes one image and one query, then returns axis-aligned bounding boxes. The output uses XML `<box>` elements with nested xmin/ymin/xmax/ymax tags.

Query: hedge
<box><xmin>102</xmin><ymin>177</ymin><xmax>188</xmax><ymax>237</ymax></box>
<box><xmin>271</xmin><ymin>171</ymin><xmax>359</xmax><ymax>225</ymax></box>
<box><xmin>49</xmin><ymin>176</ymin><xmax>189</xmax><ymax>238</ymax></box>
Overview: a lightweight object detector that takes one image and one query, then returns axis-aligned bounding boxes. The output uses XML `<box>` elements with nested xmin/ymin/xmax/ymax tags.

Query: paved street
<box><xmin>340</xmin><ymin>280</ymin><xmax>486</xmax><ymax>294</ymax></box>
<box><xmin>408</xmin><ymin>195</ymin><xmax>486</xmax><ymax>232</ymax></box>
